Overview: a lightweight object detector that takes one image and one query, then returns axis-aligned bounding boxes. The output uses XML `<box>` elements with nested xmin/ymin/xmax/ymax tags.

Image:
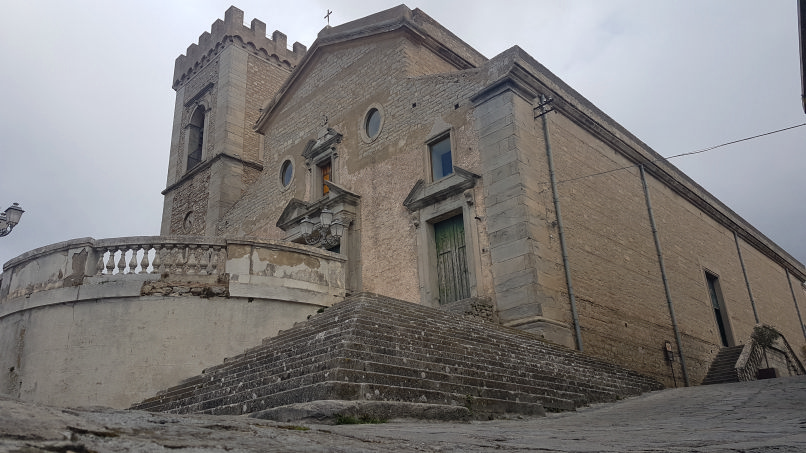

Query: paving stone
<box><xmin>3</xmin><ymin>376</ymin><xmax>805</xmax><ymax>452</ymax></box>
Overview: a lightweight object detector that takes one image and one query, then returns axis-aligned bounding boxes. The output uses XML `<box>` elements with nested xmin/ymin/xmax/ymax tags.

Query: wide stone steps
<box><xmin>140</xmin><ymin>344</ymin><xmax>584</xmax><ymax>414</ymax></box>
<box><xmin>197</xmin><ymin>367</ymin><xmax>570</xmax><ymax>414</ymax></box>
<box><xmin>208</xmin><ymin>381</ymin><xmax>547</xmax><ymax>417</ymax></box>
<box><xmin>144</xmin><ymin>323</ymin><xmax>634</xmax><ymax>410</ymax></box>
<box><xmin>340</xmin><ymin>309</ymin><xmax>656</xmax><ymax>396</ymax></box>
<box><xmin>701</xmin><ymin>345</ymin><xmax>744</xmax><ymax>385</ymax></box>
<box><xmin>347</xmin><ymin>303</ymin><xmax>658</xmax><ymax>389</ymax></box>
<box><xmin>132</xmin><ymin>293</ymin><xmax>663</xmax><ymax>418</ymax></box>
<box><xmin>337</xmin><ymin>344</ymin><xmax>616</xmax><ymax>404</ymax></box>
<box><xmin>149</xmin><ymin>365</ymin><xmax>561</xmax><ymax>416</ymax></box>
<box><xmin>345</xmin><ymin>315</ymin><xmax>652</xmax><ymax>386</ymax></box>
<box><xmin>143</xmin><ymin>328</ymin><xmax>629</xmax><ymax>414</ymax></box>
<box><xmin>208</xmin><ymin>300</ymin><xmax>652</xmax><ymax>396</ymax></box>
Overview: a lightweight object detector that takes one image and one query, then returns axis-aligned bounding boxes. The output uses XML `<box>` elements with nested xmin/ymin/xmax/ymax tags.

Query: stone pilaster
<box><xmin>474</xmin><ymin>86</ymin><xmax>573</xmax><ymax>348</ymax></box>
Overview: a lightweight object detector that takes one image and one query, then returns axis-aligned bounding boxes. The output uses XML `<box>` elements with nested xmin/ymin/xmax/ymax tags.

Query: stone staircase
<box><xmin>701</xmin><ymin>346</ymin><xmax>744</xmax><ymax>385</ymax></box>
<box><xmin>131</xmin><ymin>293</ymin><xmax>663</xmax><ymax>419</ymax></box>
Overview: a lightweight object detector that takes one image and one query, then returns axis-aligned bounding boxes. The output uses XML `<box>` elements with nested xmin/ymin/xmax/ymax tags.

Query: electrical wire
<box><xmin>551</xmin><ymin>122</ymin><xmax>806</xmax><ymax>186</ymax></box>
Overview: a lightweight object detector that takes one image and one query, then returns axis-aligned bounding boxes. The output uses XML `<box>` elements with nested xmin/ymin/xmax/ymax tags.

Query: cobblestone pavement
<box><xmin>326</xmin><ymin>375</ymin><xmax>806</xmax><ymax>452</ymax></box>
<box><xmin>2</xmin><ymin>375</ymin><xmax>805</xmax><ymax>452</ymax></box>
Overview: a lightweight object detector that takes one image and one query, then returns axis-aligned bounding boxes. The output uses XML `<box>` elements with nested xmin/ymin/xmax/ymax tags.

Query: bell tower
<box><xmin>161</xmin><ymin>6</ymin><xmax>306</xmax><ymax>236</ymax></box>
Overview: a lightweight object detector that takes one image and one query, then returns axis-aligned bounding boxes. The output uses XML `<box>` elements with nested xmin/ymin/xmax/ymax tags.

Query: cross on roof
<box><xmin>324</xmin><ymin>10</ymin><xmax>333</xmax><ymax>26</ymax></box>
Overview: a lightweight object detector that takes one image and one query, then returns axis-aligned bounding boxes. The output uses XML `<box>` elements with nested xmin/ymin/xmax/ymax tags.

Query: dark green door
<box><xmin>434</xmin><ymin>215</ymin><xmax>470</xmax><ymax>304</ymax></box>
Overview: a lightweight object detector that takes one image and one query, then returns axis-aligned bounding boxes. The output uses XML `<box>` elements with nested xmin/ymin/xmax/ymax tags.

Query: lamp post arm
<box><xmin>0</xmin><ymin>202</ymin><xmax>24</xmax><ymax>237</ymax></box>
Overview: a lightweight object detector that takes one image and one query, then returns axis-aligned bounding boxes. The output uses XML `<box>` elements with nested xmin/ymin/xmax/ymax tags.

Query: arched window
<box><xmin>186</xmin><ymin>106</ymin><xmax>205</xmax><ymax>172</ymax></box>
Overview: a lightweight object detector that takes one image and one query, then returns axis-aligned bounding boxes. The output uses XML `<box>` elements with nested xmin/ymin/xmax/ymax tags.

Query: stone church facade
<box><xmin>162</xmin><ymin>5</ymin><xmax>805</xmax><ymax>383</ymax></box>
<box><xmin>2</xmin><ymin>5</ymin><xmax>805</xmax><ymax>408</ymax></box>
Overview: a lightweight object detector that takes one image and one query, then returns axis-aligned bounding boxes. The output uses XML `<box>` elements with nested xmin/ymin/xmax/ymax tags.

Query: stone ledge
<box><xmin>250</xmin><ymin>400</ymin><xmax>473</xmax><ymax>424</ymax></box>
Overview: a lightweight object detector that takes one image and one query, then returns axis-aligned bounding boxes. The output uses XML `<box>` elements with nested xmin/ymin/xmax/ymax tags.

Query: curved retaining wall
<box><xmin>0</xmin><ymin>236</ymin><xmax>345</xmax><ymax>408</ymax></box>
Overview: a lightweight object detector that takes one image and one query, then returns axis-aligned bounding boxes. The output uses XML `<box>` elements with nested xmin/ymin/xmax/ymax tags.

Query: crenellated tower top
<box><xmin>173</xmin><ymin>6</ymin><xmax>307</xmax><ymax>89</ymax></box>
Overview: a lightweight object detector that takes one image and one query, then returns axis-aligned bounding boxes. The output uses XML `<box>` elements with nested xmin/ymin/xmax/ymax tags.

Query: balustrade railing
<box><xmin>93</xmin><ymin>238</ymin><xmax>227</xmax><ymax>277</ymax></box>
<box><xmin>3</xmin><ymin>236</ymin><xmax>346</xmax><ymax>305</ymax></box>
<box><xmin>734</xmin><ymin>326</ymin><xmax>806</xmax><ymax>381</ymax></box>
<box><xmin>736</xmin><ymin>341</ymin><xmax>763</xmax><ymax>382</ymax></box>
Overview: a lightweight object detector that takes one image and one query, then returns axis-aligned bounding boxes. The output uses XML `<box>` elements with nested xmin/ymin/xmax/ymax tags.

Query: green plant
<box><xmin>751</xmin><ymin>325</ymin><xmax>781</xmax><ymax>369</ymax></box>
<box><xmin>277</xmin><ymin>425</ymin><xmax>310</xmax><ymax>431</ymax></box>
<box><xmin>463</xmin><ymin>395</ymin><xmax>476</xmax><ymax>415</ymax></box>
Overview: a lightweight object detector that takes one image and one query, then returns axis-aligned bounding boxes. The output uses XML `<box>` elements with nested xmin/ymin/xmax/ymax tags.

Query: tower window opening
<box><xmin>187</xmin><ymin>106</ymin><xmax>205</xmax><ymax>172</ymax></box>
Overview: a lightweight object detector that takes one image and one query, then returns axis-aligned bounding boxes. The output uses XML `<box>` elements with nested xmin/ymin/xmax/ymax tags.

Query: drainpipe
<box><xmin>734</xmin><ymin>231</ymin><xmax>759</xmax><ymax>323</ymax></box>
<box><xmin>785</xmin><ymin>269</ymin><xmax>806</xmax><ymax>341</ymax></box>
<box><xmin>639</xmin><ymin>165</ymin><xmax>690</xmax><ymax>386</ymax></box>
<box><xmin>539</xmin><ymin>95</ymin><xmax>583</xmax><ymax>352</ymax></box>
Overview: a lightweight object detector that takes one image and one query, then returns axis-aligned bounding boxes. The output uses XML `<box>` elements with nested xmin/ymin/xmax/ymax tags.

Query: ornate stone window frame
<box><xmin>181</xmin><ymin>82</ymin><xmax>214</xmax><ymax>176</ymax></box>
<box><xmin>183</xmin><ymin>103</ymin><xmax>211</xmax><ymax>173</ymax></box>
<box><xmin>303</xmin><ymin>128</ymin><xmax>342</xmax><ymax>199</ymax></box>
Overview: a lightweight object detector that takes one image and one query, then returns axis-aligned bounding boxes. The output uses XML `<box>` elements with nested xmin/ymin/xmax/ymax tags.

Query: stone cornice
<box><xmin>469</xmin><ymin>68</ymin><xmax>539</xmax><ymax>106</ymax></box>
<box><xmin>276</xmin><ymin>181</ymin><xmax>361</xmax><ymax>231</ymax></box>
<box><xmin>162</xmin><ymin>153</ymin><xmax>263</xmax><ymax>195</ymax></box>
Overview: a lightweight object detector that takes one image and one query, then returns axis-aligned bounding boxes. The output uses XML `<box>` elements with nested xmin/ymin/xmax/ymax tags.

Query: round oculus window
<box><xmin>364</xmin><ymin>108</ymin><xmax>381</xmax><ymax>139</ymax></box>
<box><xmin>280</xmin><ymin>160</ymin><xmax>293</xmax><ymax>187</ymax></box>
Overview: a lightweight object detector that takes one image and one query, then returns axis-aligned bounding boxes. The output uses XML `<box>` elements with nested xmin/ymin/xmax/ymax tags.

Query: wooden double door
<box><xmin>434</xmin><ymin>215</ymin><xmax>470</xmax><ymax>304</ymax></box>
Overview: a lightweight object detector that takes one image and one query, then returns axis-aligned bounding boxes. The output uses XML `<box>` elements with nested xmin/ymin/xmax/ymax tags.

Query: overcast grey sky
<box><xmin>1</xmin><ymin>1</ymin><xmax>804</xmax><ymax>270</ymax></box>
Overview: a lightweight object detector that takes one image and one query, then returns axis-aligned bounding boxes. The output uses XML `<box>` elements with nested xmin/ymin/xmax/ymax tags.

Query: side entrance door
<box><xmin>434</xmin><ymin>215</ymin><xmax>470</xmax><ymax>304</ymax></box>
<box><xmin>705</xmin><ymin>272</ymin><xmax>732</xmax><ymax>347</ymax></box>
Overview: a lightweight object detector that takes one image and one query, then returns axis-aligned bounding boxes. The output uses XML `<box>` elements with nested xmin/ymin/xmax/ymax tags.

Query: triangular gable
<box><xmin>254</xmin><ymin>5</ymin><xmax>486</xmax><ymax>133</ymax></box>
<box><xmin>403</xmin><ymin>167</ymin><xmax>479</xmax><ymax>212</ymax></box>
<box><xmin>275</xmin><ymin>198</ymin><xmax>311</xmax><ymax>230</ymax></box>
<box><xmin>276</xmin><ymin>181</ymin><xmax>361</xmax><ymax>231</ymax></box>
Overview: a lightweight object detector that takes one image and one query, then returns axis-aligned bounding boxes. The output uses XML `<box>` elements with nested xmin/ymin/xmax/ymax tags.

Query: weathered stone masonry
<box><xmin>2</xmin><ymin>5</ymin><xmax>805</xmax><ymax>411</ymax></box>
<box><xmin>174</xmin><ymin>6</ymin><xmax>806</xmax><ymax>387</ymax></box>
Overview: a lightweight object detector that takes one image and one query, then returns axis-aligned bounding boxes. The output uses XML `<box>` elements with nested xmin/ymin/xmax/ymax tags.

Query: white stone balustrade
<box><xmin>93</xmin><ymin>239</ymin><xmax>226</xmax><ymax>276</ymax></box>
<box><xmin>1</xmin><ymin>236</ymin><xmax>345</xmax><ymax>309</ymax></box>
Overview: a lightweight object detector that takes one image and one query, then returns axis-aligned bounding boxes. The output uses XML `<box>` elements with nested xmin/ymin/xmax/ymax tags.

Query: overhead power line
<box><xmin>552</xmin><ymin>122</ymin><xmax>806</xmax><ymax>186</ymax></box>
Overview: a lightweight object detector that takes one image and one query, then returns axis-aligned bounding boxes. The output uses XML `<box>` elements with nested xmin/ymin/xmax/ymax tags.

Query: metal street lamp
<box><xmin>0</xmin><ymin>202</ymin><xmax>24</xmax><ymax>237</ymax></box>
<box><xmin>300</xmin><ymin>208</ymin><xmax>345</xmax><ymax>248</ymax></box>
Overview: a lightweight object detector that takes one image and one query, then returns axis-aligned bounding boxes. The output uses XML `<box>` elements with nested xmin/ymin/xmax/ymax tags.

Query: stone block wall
<box><xmin>545</xmin><ymin>111</ymin><xmax>683</xmax><ymax>381</ymax></box>
<box><xmin>167</xmin><ymin>168</ymin><xmax>211</xmax><ymax>235</ymax></box>
<box><xmin>216</xmin><ymin>31</ymin><xmax>491</xmax><ymax>303</ymax></box>
<box><xmin>531</xmin><ymin>77</ymin><xmax>806</xmax><ymax>386</ymax></box>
